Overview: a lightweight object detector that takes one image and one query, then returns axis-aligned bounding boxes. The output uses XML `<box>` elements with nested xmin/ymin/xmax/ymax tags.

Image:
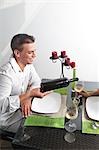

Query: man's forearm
<box><xmin>89</xmin><ymin>89</ymin><xmax>99</xmax><ymax>96</ymax></box>
<box><xmin>19</xmin><ymin>91</ymin><xmax>31</xmax><ymax>102</ymax></box>
<box><xmin>19</xmin><ymin>88</ymin><xmax>49</xmax><ymax>102</ymax></box>
<box><xmin>19</xmin><ymin>88</ymin><xmax>40</xmax><ymax>101</ymax></box>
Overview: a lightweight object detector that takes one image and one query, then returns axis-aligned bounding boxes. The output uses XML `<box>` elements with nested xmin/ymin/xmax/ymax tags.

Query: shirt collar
<box><xmin>9</xmin><ymin>56</ymin><xmax>22</xmax><ymax>73</ymax></box>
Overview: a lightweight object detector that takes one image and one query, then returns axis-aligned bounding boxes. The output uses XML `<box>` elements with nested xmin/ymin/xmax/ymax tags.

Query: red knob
<box><xmin>70</xmin><ymin>62</ymin><xmax>76</xmax><ymax>68</ymax></box>
<box><xmin>64</xmin><ymin>57</ymin><xmax>70</xmax><ymax>66</ymax></box>
<box><xmin>52</xmin><ymin>51</ymin><xmax>58</xmax><ymax>59</ymax></box>
<box><xmin>61</xmin><ymin>51</ymin><xmax>66</xmax><ymax>58</ymax></box>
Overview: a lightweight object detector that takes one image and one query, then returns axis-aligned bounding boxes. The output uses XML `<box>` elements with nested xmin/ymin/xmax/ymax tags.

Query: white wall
<box><xmin>0</xmin><ymin>0</ymin><xmax>99</xmax><ymax>82</ymax></box>
<box><xmin>0</xmin><ymin>0</ymin><xmax>25</xmax><ymax>65</ymax></box>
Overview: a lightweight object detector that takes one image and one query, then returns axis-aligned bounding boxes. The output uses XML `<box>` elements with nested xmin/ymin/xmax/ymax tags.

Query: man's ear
<box><xmin>14</xmin><ymin>49</ymin><xmax>20</xmax><ymax>58</ymax></box>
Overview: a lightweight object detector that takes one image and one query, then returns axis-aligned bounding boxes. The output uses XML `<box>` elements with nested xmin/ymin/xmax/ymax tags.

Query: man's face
<box><xmin>19</xmin><ymin>42</ymin><xmax>36</xmax><ymax>65</ymax></box>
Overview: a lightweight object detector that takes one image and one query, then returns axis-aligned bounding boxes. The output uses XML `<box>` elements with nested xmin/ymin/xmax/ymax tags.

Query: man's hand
<box><xmin>19</xmin><ymin>88</ymin><xmax>51</xmax><ymax>117</ymax></box>
<box><xmin>20</xmin><ymin>97</ymin><xmax>32</xmax><ymax>118</ymax></box>
<box><xmin>79</xmin><ymin>90</ymin><xmax>91</xmax><ymax>98</ymax></box>
<box><xmin>30</xmin><ymin>88</ymin><xmax>52</xmax><ymax>98</ymax></box>
<box><xmin>79</xmin><ymin>89</ymin><xmax>99</xmax><ymax>98</ymax></box>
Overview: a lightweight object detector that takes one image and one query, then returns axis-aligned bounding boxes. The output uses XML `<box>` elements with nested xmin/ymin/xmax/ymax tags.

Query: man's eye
<box><xmin>28</xmin><ymin>52</ymin><xmax>32</xmax><ymax>54</ymax></box>
<box><xmin>28</xmin><ymin>51</ymin><xmax>35</xmax><ymax>54</ymax></box>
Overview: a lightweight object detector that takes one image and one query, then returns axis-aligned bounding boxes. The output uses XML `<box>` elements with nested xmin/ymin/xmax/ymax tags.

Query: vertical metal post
<box><xmin>60</xmin><ymin>62</ymin><xmax>64</xmax><ymax>78</ymax></box>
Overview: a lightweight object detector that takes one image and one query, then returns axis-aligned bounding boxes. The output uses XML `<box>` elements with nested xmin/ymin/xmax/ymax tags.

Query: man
<box><xmin>0</xmin><ymin>34</ymin><xmax>49</xmax><ymax>133</ymax></box>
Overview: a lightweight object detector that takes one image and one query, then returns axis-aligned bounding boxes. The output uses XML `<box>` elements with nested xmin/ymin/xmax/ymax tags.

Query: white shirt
<box><xmin>0</xmin><ymin>57</ymin><xmax>41</xmax><ymax>127</ymax></box>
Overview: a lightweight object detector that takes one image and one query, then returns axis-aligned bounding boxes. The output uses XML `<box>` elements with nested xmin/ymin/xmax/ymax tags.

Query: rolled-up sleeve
<box><xmin>0</xmin><ymin>74</ymin><xmax>20</xmax><ymax>113</ymax></box>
